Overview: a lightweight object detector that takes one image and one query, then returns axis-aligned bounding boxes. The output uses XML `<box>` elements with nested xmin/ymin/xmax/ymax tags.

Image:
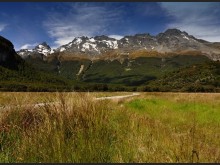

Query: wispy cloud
<box><xmin>108</xmin><ymin>35</ymin><xmax>124</xmax><ymax>40</ymax></box>
<box><xmin>44</xmin><ymin>3</ymin><xmax>124</xmax><ymax>47</ymax></box>
<box><xmin>0</xmin><ymin>23</ymin><xmax>7</xmax><ymax>32</ymax></box>
<box><xmin>20</xmin><ymin>43</ymin><xmax>38</xmax><ymax>49</ymax></box>
<box><xmin>159</xmin><ymin>2</ymin><xmax>220</xmax><ymax>42</ymax></box>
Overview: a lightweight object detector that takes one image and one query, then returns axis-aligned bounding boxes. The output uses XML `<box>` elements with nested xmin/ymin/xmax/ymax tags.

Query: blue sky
<box><xmin>0</xmin><ymin>2</ymin><xmax>220</xmax><ymax>50</ymax></box>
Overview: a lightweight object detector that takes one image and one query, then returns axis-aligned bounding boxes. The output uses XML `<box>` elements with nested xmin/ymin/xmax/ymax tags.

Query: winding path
<box><xmin>94</xmin><ymin>93</ymin><xmax>140</xmax><ymax>100</ymax></box>
<box><xmin>0</xmin><ymin>93</ymin><xmax>141</xmax><ymax>111</ymax></box>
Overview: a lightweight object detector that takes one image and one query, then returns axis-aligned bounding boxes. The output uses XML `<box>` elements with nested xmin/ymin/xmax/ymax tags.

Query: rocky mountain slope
<box><xmin>17</xmin><ymin>29</ymin><xmax>220</xmax><ymax>61</ymax></box>
<box><xmin>18</xmin><ymin>42</ymin><xmax>54</xmax><ymax>59</ymax></box>
<box><xmin>0</xmin><ymin>36</ymin><xmax>24</xmax><ymax>70</ymax></box>
<box><xmin>1</xmin><ymin>34</ymin><xmax>219</xmax><ymax>92</ymax></box>
<box><xmin>0</xmin><ymin>35</ymin><xmax>73</xmax><ymax>91</ymax></box>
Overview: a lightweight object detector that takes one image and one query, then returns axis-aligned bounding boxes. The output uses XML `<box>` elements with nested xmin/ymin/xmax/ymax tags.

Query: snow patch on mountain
<box><xmin>34</xmin><ymin>43</ymin><xmax>52</xmax><ymax>56</ymax></box>
<box><xmin>60</xmin><ymin>47</ymin><xmax>66</xmax><ymax>52</ymax></box>
<box><xmin>102</xmin><ymin>40</ymin><xmax>118</xmax><ymax>49</ymax></box>
<box><xmin>17</xmin><ymin>42</ymin><xmax>54</xmax><ymax>57</ymax></box>
<box><xmin>181</xmin><ymin>33</ymin><xmax>190</xmax><ymax>40</ymax></box>
<box><xmin>81</xmin><ymin>42</ymin><xmax>99</xmax><ymax>53</ymax></box>
<box><xmin>89</xmin><ymin>38</ymin><xmax>96</xmax><ymax>43</ymax></box>
<box><xmin>74</xmin><ymin>38</ymin><xmax>82</xmax><ymax>45</ymax></box>
<box><xmin>67</xmin><ymin>43</ymin><xmax>73</xmax><ymax>48</ymax></box>
<box><xmin>16</xmin><ymin>29</ymin><xmax>220</xmax><ymax>61</ymax></box>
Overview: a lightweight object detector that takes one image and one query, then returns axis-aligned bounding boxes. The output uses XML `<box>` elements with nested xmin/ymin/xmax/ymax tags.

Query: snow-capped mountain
<box><xmin>17</xmin><ymin>29</ymin><xmax>220</xmax><ymax>61</ymax></box>
<box><xmin>55</xmin><ymin>35</ymin><xmax>118</xmax><ymax>55</ymax></box>
<box><xmin>17</xmin><ymin>42</ymin><xmax>54</xmax><ymax>58</ymax></box>
<box><xmin>34</xmin><ymin>42</ymin><xmax>54</xmax><ymax>55</ymax></box>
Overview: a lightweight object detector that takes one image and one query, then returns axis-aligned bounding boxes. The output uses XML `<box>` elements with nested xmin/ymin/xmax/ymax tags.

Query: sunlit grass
<box><xmin>0</xmin><ymin>92</ymin><xmax>219</xmax><ymax>163</ymax></box>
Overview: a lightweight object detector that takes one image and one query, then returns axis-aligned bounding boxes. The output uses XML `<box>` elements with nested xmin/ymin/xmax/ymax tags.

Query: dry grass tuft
<box><xmin>0</xmin><ymin>92</ymin><xmax>219</xmax><ymax>163</ymax></box>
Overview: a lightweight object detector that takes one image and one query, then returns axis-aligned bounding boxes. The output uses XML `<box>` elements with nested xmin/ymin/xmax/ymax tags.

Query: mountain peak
<box><xmin>17</xmin><ymin>42</ymin><xmax>53</xmax><ymax>58</ymax></box>
<box><xmin>35</xmin><ymin>42</ymin><xmax>50</xmax><ymax>49</ymax></box>
<box><xmin>164</xmin><ymin>28</ymin><xmax>183</xmax><ymax>35</ymax></box>
<box><xmin>134</xmin><ymin>33</ymin><xmax>152</xmax><ymax>37</ymax></box>
<box><xmin>16</xmin><ymin>29</ymin><xmax>220</xmax><ymax>61</ymax></box>
<box><xmin>40</xmin><ymin>42</ymin><xmax>49</xmax><ymax>46</ymax></box>
<box><xmin>94</xmin><ymin>35</ymin><xmax>115</xmax><ymax>41</ymax></box>
<box><xmin>80</xmin><ymin>36</ymin><xmax>89</xmax><ymax>40</ymax></box>
<box><xmin>156</xmin><ymin>28</ymin><xmax>191</xmax><ymax>42</ymax></box>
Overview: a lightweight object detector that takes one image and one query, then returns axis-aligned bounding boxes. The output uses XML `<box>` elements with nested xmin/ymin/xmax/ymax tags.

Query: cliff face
<box><xmin>0</xmin><ymin>36</ymin><xmax>23</xmax><ymax>70</ymax></box>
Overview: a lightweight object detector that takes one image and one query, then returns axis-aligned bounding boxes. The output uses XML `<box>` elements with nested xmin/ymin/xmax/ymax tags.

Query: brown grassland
<box><xmin>0</xmin><ymin>92</ymin><xmax>219</xmax><ymax>163</ymax></box>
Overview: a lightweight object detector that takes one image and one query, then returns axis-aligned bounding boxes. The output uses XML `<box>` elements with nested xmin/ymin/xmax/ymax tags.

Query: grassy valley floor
<box><xmin>0</xmin><ymin>92</ymin><xmax>219</xmax><ymax>163</ymax></box>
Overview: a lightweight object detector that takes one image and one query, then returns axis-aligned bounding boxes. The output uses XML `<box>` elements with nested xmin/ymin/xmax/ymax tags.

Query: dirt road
<box><xmin>0</xmin><ymin>93</ymin><xmax>141</xmax><ymax>111</ymax></box>
<box><xmin>94</xmin><ymin>93</ymin><xmax>140</xmax><ymax>100</ymax></box>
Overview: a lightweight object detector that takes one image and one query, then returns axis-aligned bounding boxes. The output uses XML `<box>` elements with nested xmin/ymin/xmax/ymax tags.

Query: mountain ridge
<box><xmin>17</xmin><ymin>28</ymin><xmax>220</xmax><ymax>61</ymax></box>
<box><xmin>0</xmin><ymin>34</ymin><xmax>219</xmax><ymax>92</ymax></box>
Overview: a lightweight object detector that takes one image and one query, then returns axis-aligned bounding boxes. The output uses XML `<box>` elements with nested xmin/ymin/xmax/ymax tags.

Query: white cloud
<box><xmin>20</xmin><ymin>43</ymin><xmax>38</xmax><ymax>49</ymax></box>
<box><xmin>0</xmin><ymin>23</ymin><xmax>7</xmax><ymax>32</ymax></box>
<box><xmin>108</xmin><ymin>35</ymin><xmax>124</xmax><ymax>40</ymax></box>
<box><xmin>159</xmin><ymin>2</ymin><xmax>220</xmax><ymax>42</ymax></box>
<box><xmin>44</xmin><ymin>3</ymin><xmax>123</xmax><ymax>47</ymax></box>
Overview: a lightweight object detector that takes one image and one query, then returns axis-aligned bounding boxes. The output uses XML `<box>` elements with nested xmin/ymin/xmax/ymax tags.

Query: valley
<box><xmin>1</xmin><ymin>2</ymin><xmax>220</xmax><ymax>163</ymax></box>
<box><xmin>0</xmin><ymin>29</ymin><xmax>220</xmax><ymax>92</ymax></box>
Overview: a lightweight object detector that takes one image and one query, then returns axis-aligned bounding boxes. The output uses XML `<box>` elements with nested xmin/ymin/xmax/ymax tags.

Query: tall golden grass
<box><xmin>0</xmin><ymin>92</ymin><xmax>219</xmax><ymax>163</ymax></box>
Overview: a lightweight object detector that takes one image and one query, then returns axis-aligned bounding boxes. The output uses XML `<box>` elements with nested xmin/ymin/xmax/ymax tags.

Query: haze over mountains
<box><xmin>17</xmin><ymin>29</ymin><xmax>220</xmax><ymax>61</ymax></box>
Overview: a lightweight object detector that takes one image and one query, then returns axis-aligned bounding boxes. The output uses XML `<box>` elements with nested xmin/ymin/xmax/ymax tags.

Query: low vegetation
<box><xmin>0</xmin><ymin>92</ymin><xmax>219</xmax><ymax>163</ymax></box>
<box><xmin>144</xmin><ymin>61</ymin><xmax>220</xmax><ymax>92</ymax></box>
<box><xmin>1</xmin><ymin>52</ymin><xmax>219</xmax><ymax>92</ymax></box>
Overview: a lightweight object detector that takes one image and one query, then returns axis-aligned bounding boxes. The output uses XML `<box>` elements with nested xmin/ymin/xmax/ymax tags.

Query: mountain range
<box><xmin>0</xmin><ymin>28</ymin><xmax>220</xmax><ymax>92</ymax></box>
<box><xmin>17</xmin><ymin>29</ymin><xmax>220</xmax><ymax>61</ymax></box>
